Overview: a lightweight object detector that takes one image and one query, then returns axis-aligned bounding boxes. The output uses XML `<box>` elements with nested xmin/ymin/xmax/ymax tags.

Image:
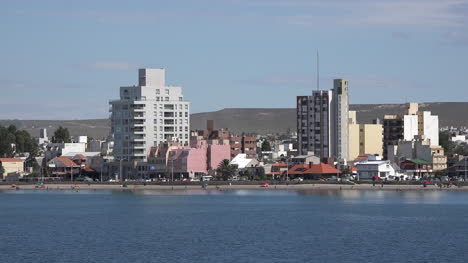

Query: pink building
<box><xmin>148</xmin><ymin>141</ymin><xmax>230</xmax><ymax>179</ymax></box>
<box><xmin>208</xmin><ymin>145</ymin><xmax>231</xmax><ymax>170</ymax></box>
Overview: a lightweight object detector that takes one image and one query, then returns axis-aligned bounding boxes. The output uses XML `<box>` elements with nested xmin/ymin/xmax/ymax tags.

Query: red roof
<box><xmin>305</xmin><ymin>163</ymin><xmax>341</xmax><ymax>174</ymax></box>
<box><xmin>82</xmin><ymin>167</ymin><xmax>95</xmax><ymax>172</ymax></box>
<box><xmin>55</xmin><ymin>157</ymin><xmax>79</xmax><ymax>167</ymax></box>
<box><xmin>272</xmin><ymin>162</ymin><xmax>287</xmax><ymax>167</ymax></box>
<box><xmin>0</xmin><ymin>158</ymin><xmax>23</xmax><ymax>162</ymax></box>
<box><xmin>287</xmin><ymin>164</ymin><xmax>310</xmax><ymax>175</ymax></box>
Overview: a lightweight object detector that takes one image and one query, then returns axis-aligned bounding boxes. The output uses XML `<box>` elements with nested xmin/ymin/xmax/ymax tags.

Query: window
<box><xmin>156</xmin><ymin>89</ymin><xmax>160</xmax><ymax>94</ymax></box>
<box><xmin>153</xmin><ymin>119</ymin><xmax>157</xmax><ymax>124</ymax></box>
<box><xmin>179</xmin><ymin>97</ymin><xmax>183</xmax><ymax>101</ymax></box>
<box><xmin>185</xmin><ymin>112</ymin><xmax>188</xmax><ymax>117</ymax></box>
<box><xmin>165</xmin><ymin>97</ymin><xmax>169</xmax><ymax>101</ymax></box>
<box><xmin>165</xmin><ymin>89</ymin><xmax>169</xmax><ymax>95</ymax></box>
<box><xmin>185</xmin><ymin>105</ymin><xmax>188</xmax><ymax>110</ymax></box>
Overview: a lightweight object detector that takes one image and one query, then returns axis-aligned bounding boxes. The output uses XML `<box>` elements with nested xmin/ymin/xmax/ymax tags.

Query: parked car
<box><xmin>292</xmin><ymin>177</ymin><xmax>303</xmax><ymax>182</ymax></box>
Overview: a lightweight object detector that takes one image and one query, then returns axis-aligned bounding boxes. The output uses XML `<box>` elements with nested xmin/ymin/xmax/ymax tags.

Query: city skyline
<box><xmin>2</xmin><ymin>0</ymin><xmax>468</xmax><ymax>119</ymax></box>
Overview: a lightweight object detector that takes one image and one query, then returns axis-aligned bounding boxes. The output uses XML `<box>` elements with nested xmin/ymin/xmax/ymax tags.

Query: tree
<box><xmin>216</xmin><ymin>159</ymin><xmax>237</xmax><ymax>180</ymax></box>
<box><xmin>52</xmin><ymin>126</ymin><xmax>71</xmax><ymax>143</ymax></box>
<box><xmin>255</xmin><ymin>167</ymin><xmax>266</xmax><ymax>180</ymax></box>
<box><xmin>0</xmin><ymin>125</ymin><xmax>38</xmax><ymax>157</ymax></box>
<box><xmin>261</xmin><ymin>140</ymin><xmax>272</xmax><ymax>151</ymax></box>
<box><xmin>439</xmin><ymin>131</ymin><xmax>454</xmax><ymax>154</ymax></box>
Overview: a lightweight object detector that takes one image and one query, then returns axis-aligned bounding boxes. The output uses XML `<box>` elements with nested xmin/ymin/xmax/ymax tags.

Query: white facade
<box><xmin>332</xmin><ymin>79</ymin><xmax>349</xmax><ymax>161</ymax></box>
<box><xmin>356</xmin><ymin>160</ymin><xmax>397</xmax><ymax>179</ymax></box>
<box><xmin>403</xmin><ymin>115</ymin><xmax>418</xmax><ymax>141</ymax></box>
<box><xmin>110</xmin><ymin>68</ymin><xmax>190</xmax><ymax>162</ymax></box>
<box><xmin>418</xmin><ymin>111</ymin><xmax>439</xmax><ymax>146</ymax></box>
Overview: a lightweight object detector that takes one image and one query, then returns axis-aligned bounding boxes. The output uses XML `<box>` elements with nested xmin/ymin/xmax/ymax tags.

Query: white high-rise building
<box><xmin>297</xmin><ymin>79</ymin><xmax>349</xmax><ymax>160</ymax></box>
<box><xmin>110</xmin><ymin>68</ymin><xmax>190</xmax><ymax>162</ymax></box>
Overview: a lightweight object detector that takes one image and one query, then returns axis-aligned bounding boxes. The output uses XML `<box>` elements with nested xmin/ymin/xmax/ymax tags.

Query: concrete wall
<box><xmin>0</xmin><ymin>160</ymin><xmax>23</xmax><ymax>178</ymax></box>
<box><xmin>208</xmin><ymin>145</ymin><xmax>231</xmax><ymax>170</ymax></box>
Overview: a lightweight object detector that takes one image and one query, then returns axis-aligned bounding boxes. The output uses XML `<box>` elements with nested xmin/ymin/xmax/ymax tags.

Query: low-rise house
<box><xmin>289</xmin><ymin>155</ymin><xmax>320</xmax><ymax>166</ymax></box>
<box><xmin>267</xmin><ymin>162</ymin><xmax>288</xmax><ymax>179</ymax></box>
<box><xmin>356</xmin><ymin>160</ymin><xmax>398</xmax><ymax>180</ymax></box>
<box><xmin>287</xmin><ymin>162</ymin><xmax>342</xmax><ymax>180</ymax></box>
<box><xmin>449</xmin><ymin>156</ymin><xmax>468</xmax><ymax>178</ymax></box>
<box><xmin>0</xmin><ymin>158</ymin><xmax>24</xmax><ymax>180</ymax></box>
<box><xmin>47</xmin><ymin>156</ymin><xmax>80</xmax><ymax>179</ymax></box>
<box><xmin>399</xmin><ymin>159</ymin><xmax>433</xmax><ymax>178</ymax></box>
<box><xmin>230</xmin><ymin>154</ymin><xmax>259</xmax><ymax>169</ymax></box>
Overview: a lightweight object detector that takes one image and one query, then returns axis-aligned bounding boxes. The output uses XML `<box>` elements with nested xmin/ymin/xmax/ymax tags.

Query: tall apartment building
<box><xmin>297</xmin><ymin>79</ymin><xmax>349</xmax><ymax>160</ymax></box>
<box><xmin>348</xmin><ymin>111</ymin><xmax>383</xmax><ymax>160</ymax></box>
<box><xmin>332</xmin><ymin>79</ymin><xmax>349</xmax><ymax>160</ymax></box>
<box><xmin>110</xmin><ymin>68</ymin><xmax>190</xmax><ymax>162</ymax></box>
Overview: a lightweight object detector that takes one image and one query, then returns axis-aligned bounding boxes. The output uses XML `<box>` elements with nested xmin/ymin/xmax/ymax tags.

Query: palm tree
<box><xmin>216</xmin><ymin>159</ymin><xmax>237</xmax><ymax>181</ymax></box>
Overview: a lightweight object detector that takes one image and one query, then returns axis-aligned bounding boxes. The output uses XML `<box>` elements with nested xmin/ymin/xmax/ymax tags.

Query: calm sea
<box><xmin>1</xmin><ymin>189</ymin><xmax>468</xmax><ymax>263</ymax></box>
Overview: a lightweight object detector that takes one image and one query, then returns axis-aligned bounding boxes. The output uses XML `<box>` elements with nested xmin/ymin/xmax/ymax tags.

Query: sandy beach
<box><xmin>1</xmin><ymin>183</ymin><xmax>467</xmax><ymax>191</ymax></box>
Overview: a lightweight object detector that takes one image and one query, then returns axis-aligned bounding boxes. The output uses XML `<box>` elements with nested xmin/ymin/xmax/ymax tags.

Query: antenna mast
<box><xmin>316</xmin><ymin>50</ymin><xmax>319</xmax><ymax>90</ymax></box>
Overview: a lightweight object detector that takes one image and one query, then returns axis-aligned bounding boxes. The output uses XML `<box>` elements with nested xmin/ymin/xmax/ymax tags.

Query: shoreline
<box><xmin>1</xmin><ymin>183</ymin><xmax>467</xmax><ymax>191</ymax></box>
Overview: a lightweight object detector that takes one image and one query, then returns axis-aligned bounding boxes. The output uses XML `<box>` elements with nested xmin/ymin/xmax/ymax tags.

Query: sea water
<box><xmin>1</xmin><ymin>189</ymin><xmax>467</xmax><ymax>263</ymax></box>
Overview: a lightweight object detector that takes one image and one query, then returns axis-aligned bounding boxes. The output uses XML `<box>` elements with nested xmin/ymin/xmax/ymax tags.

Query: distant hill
<box><xmin>191</xmin><ymin>102</ymin><xmax>468</xmax><ymax>134</ymax></box>
<box><xmin>1</xmin><ymin>102</ymin><xmax>466</xmax><ymax>138</ymax></box>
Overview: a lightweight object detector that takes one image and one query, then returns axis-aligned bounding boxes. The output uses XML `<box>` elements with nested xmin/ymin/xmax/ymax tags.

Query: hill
<box><xmin>1</xmin><ymin>102</ymin><xmax>466</xmax><ymax>138</ymax></box>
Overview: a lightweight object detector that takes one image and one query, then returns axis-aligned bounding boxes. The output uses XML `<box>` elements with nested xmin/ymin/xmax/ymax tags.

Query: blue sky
<box><xmin>1</xmin><ymin>0</ymin><xmax>467</xmax><ymax>119</ymax></box>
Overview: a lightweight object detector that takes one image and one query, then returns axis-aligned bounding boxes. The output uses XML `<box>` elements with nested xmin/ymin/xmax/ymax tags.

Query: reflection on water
<box><xmin>2</xmin><ymin>188</ymin><xmax>468</xmax><ymax>204</ymax></box>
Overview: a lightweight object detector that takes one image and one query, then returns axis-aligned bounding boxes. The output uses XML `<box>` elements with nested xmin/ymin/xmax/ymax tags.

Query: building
<box><xmin>332</xmin><ymin>79</ymin><xmax>349</xmax><ymax>161</ymax></box>
<box><xmin>192</xmin><ymin>120</ymin><xmax>257</xmax><ymax>159</ymax></box>
<box><xmin>145</xmin><ymin>140</ymin><xmax>231</xmax><ymax>179</ymax></box>
<box><xmin>383</xmin><ymin>115</ymin><xmax>404</xmax><ymax>159</ymax></box>
<box><xmin>287</xmin><ymin>162</ymin><xmax>341</xmax><ymax>180</ymax></box>
<box><xmin>44</xmin><ymin>142</ymin><xmax>87</xmax><ymax>162</ymax></box>
<box><xmin>230</xmin><ymin>154</ymin><xmax>259</xmax><ymax>169</ymax></box>
<box><xmin>47</xmin><ymin>157</ymin><xmax>80</xmax><ymax>179</ymax></box>
<box><xmin>450</xmin><ymin>156</ymin><xmax>468</xmax><ymax>179</ymax></box>
<box><xmin>37</xmin><ymin>128</ymin><xmax>49</xmax><ymax>144</ymax></box>
<box><xmin>110</xmin><ymin>68</ymin><xmax>190</xmax><ymax>162</ymax></box>
<box><xmin>356</xmin><ymin>160</ymin><xmax>398</xmax><ymax>180</ymax></box>
<box><xmin>0</xmin><ymin>158</ymin><xmax>24</xmax><ymax>180</ymax></box>
<box><xmin>348</xmin><ymin>111</ymin><xmax>383</xmax><ymax>160</ymax></box>
<box><xmin>399</xmin><ymin>159</ymin><xmax>433</xmax><ymax>178</ymax></box>
<box><xmin>229</xmin><ymin>136</ymin><xmax>256</xmax><ymax>159</ymax></box>
<box><xmin>387</xmin><ymin>136</ymin><xmax>447</xmax><ymax>171</ymax></box>
<box><xmin>297</xmin><ymin>79</ymin><xmax>349</xmax><ymax>160</ymax></box>
<box><xmin>383</xmin><ymin>103</ymin><xmax>440</xmax><ymax>159</ymax></box>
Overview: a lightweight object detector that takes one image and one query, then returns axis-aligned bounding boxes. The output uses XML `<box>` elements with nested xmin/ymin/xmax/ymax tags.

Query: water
<box><xmin>1</xmin><ymin>189</ymin><xmax>468</xmax><ymax>263</ymax></box>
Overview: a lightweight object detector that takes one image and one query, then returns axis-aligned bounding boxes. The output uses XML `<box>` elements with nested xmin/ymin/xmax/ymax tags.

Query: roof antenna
<box><xmin>316</xmin><ymin>50</ymin><xmax>320</xmax><ymax>90</ymax></box>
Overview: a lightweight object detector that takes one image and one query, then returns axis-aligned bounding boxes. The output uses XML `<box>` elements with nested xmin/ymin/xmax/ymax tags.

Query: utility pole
<box><xmin>465</xmin><ymin>156</ymin><xmax>467</xmax><ymax>181</ymax></box>
<box><xmin>119</xmin><ymin>159</ymin><xmax>123</xmax><ymax>182</ymax></box>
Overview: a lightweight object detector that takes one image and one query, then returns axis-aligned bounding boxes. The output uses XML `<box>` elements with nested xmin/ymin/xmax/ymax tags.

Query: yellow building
<box><xmin>0</xmin><ymin>158</ymin><xmax>24</xmax><ymax>179</ymax></box>
<box><xmin>348</xmin><ymin>111</ymin><xmax>383</xmax><ymax>160</ymax></box>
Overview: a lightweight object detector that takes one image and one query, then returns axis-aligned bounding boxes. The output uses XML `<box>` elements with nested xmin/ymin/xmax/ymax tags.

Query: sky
<box><xmin>1</xmin><ymin>0</ymin><xmax>467</xmax><ymax>119</ymax></box>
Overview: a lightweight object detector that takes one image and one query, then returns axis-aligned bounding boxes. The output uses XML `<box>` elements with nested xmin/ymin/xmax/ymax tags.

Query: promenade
<box><xmin>1</xmin><ymin>182</ymin><xmax>467</xmax><ymax>191</ymax></box>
